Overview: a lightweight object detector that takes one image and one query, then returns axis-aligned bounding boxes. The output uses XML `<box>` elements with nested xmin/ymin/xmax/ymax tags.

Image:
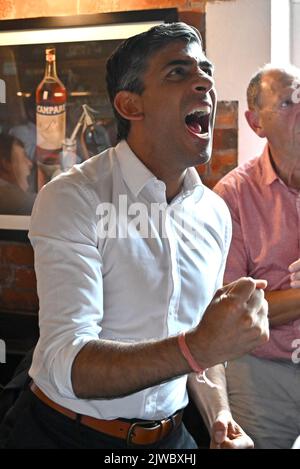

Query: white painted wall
<box><xmin>291</xmin><ymin>0</ymin><xmax>300</xmax><ymax>67</ymax></box>
<box><xmin>206</xmin><ymin>0</ymin><xmax>272</xmax><ymax>164</ymax></box>
<box><xmin>271</xmin><ymin>0</ymin><xmax>290</xmax><ymax>64</ymax></box>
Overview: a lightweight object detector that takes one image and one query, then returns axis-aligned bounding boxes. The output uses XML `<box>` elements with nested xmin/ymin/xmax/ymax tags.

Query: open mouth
<box><xmin>185</xmin><ymin>108</ymin><xmax>210</xmax><ymax>138</ymax></box>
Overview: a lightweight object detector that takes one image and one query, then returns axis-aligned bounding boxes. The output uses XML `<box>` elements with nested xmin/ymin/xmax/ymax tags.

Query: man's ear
<box><xmin>245</xmin><ymin>110</ymin><xmax>266</xmax><ymax>138</ymax></box>
<box><xmin>114</xmin><ymin>91</ymin><xmax>144</xmax><ymax>122</ymax></box>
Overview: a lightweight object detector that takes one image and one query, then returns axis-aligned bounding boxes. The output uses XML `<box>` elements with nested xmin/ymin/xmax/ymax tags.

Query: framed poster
<box><xmin>0</xmin><ymin>8</ymin><xmax>178</xmax><ymax>233</ymax></box>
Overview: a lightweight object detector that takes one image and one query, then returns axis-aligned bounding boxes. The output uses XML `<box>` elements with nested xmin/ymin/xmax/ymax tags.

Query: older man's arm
<box><xmin>214</xmin><ymin>182</ymin><xmax>300</xmax><ymax>328</ymax></box>
<box><xmin>265</xmin><ymin>258</ymin><xmax>300</xmax><ymax>326</ymax></box>
<box><xmin>265</xmin><ymin>288</ymin><xmax>300</xmax><ymax>326</ymax></box>
<box><xmin>188</xmin><ymin>365</ymin><xmax>254</xmax><ymax>449</ymax></box>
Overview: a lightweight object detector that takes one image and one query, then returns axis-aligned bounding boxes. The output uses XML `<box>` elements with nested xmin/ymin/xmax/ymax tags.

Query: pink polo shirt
<box><xmin>214</xmin><ymin>145</ymin><xmax>300</xmax><ymax>360</ymax></box>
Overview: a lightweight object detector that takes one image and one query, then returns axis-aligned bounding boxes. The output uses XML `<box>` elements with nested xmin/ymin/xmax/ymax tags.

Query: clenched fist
<box><xmin>186</xmin><ymin>277</ymin><xmax>269</xmax><ymax>369</ymax></box>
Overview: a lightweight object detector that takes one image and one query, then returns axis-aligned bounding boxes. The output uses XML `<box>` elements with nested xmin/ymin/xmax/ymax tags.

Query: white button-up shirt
<box><xmin>29</xmin><ymin>140</ymin><xmax>231</xmax><ymax>420</ymax></box>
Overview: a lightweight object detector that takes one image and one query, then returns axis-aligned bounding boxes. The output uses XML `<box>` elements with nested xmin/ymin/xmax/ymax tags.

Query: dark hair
<box><xmin>0</xmin><ymin>133</ymin><xmax>24</xmax><ymax>173</ymax></box>
<box><xmin>106</xmin><ymin>22</ymin><xmax>203</xmax><ymax>141</ymax></box>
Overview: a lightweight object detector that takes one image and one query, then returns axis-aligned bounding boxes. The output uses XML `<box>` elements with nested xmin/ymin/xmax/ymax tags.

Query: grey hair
<box><xmin>247</xmin><ymin>63</ymin><xmax>300</xmax><ymax>110</ymax></box>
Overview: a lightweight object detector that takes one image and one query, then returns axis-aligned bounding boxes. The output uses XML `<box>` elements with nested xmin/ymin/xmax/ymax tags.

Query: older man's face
<box><xmin>258</xmin><ymin>70</ymin><xmax>300</xmax><ymax>164</ymax></box>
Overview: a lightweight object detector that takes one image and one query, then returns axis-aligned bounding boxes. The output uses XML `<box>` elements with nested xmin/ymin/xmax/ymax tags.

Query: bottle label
<box><xmin>36</xmin><ymin>104</ymin><xmax>66</xmax><ymax>150</ymax></box>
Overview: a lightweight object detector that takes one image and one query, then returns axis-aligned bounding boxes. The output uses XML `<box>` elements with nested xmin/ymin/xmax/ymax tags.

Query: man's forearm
<box><xmin>71</xmin><ymin>337</ymin><xmax>191</xmax><ymax>399</ymax></box>
<box><xmin>187</xmin><ymin>364</ymin><xmax>230</xmax><ymax>433</ymax></box>
<box><xmin>71</xmin><ymin>277</ymin><xmax>269</xmax><ymax>399</ymax></box>
<box><xmin>265</xmin><ymin>289</ymin><xmax>300</xmax><ymax>326</ymax></box>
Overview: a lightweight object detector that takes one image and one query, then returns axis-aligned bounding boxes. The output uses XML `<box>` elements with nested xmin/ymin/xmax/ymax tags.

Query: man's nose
<box><xmin>27</xmin><ymin>158</ymin><xmax>33</xmax><ymax>169</ymax></box>
<box><xmin>192</xmin><ymin>72</ymin><xmax>214</xmax><ymax>94</ymax></box>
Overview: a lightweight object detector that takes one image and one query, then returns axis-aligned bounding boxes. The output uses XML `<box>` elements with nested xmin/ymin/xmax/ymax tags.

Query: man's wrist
<box><xmin>215</xmin><ymin>409</ymin><xmax>232</xmax><ymax>421</ymax></box>
<box><xmin>185</xmin><ymin>328</ymin><xmax>212</xmax><ymax>370</ymax></box>
<box><xmin>177</xmin><ymin>332</ymin><xmax>205</xmax><ymax>373</ymax></box>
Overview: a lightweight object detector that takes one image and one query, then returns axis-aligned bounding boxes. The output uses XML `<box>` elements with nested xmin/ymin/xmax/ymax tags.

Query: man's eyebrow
<box><xmin>162</xmin><ymin>58</ymin><xmax>213</xmax><ymax>70</ymax></box>
<box><xmin>198</xmin><ymin>60</ymin><xmax>214</xmax><ymax>70</ymax></box>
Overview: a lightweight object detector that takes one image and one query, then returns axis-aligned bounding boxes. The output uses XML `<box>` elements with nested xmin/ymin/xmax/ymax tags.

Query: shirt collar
<box><xmin>260</xmin><ymin>144</ymin><xmax>280</xmax><ymax>186</ymax></box>
<box><xmin>177</xmin><ymin>167</ymin><xmax>204</xmax><ymax>204</ymax></box>
<box><xmin>115</xmin><ymin>139</ymin><xmax>204</xmax><ymax>202</ymax></box>
<box><xmin>115</xmin><ymin>140</ymin><xmax>157</xmax><ymax>198</ymax></box>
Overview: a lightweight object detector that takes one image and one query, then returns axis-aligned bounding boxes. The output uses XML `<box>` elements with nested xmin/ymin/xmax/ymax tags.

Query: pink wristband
<box><xmin>178</xmin><ymin>331</ymin><xmax>204</xmax><ymax>374</ymax></box>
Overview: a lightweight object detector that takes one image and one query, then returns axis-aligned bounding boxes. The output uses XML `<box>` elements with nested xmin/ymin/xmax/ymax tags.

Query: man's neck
<box><xmin>269</xmin><ymin>145</ymin><xmax>300</xmax><ymax>190</ymax></box>
<box><xmin>126</xmin><ymin>136</ymin><xmax>186</xmax><ymax>202</ymax></box>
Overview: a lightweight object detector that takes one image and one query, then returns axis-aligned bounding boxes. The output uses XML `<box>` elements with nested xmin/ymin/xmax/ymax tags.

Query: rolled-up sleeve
<box><xmin>29</xmin><ymin>176</ymin><xmax>103</xmax><ymax>398</ymax></box>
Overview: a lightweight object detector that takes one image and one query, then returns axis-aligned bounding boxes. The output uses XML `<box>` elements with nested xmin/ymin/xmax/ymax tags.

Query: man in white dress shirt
<box><xmin>4</xmin><ymin>23</ymin><xmax>269</xmax><ymax>449</ymax></box>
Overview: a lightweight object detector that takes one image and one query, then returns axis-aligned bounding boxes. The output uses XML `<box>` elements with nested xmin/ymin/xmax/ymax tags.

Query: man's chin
<box><xmin>196</xmin><ymin>149</ymin><xmax>211</xmax><ymax>166</ymax></box>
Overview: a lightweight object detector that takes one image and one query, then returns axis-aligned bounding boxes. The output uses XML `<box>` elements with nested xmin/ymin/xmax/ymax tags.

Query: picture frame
<box><xmin>0</xmin><ymin>8</ymin><xmax>178</xmax><ymax>236</ymax></box>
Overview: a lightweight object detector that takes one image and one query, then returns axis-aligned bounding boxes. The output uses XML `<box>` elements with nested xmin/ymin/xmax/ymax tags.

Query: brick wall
<box><xmin>0</xmin><ymin>0</ymin><xmax>238</xmax><ymax>313</ymax></box>
<box><xmin>0</xmin><ymin>0</ymin><xmax>206</xmax><ymax>19</ymax></box>
<box><xmin>0</xmin><ymin>242</ymin><xmax>38</xmax><ymax>312</ymax></box>
<box><xmin>198</xmin><ymin>101</ymin><xmax>238</xmax><ymax>188</ymax></box>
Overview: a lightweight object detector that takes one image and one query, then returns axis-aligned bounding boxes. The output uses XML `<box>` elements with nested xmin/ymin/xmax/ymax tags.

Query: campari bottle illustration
<box><xmin>36</xmin><ymin>47</ymin><xmax>66</xmax><ymax>189</ymax></box>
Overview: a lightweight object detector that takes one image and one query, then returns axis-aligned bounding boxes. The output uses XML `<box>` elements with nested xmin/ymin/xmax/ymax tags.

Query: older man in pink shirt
<box><xmin>214</xmin><ymin>64</ymin><xmax>300</xmax><ymax>449</ymax></box>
